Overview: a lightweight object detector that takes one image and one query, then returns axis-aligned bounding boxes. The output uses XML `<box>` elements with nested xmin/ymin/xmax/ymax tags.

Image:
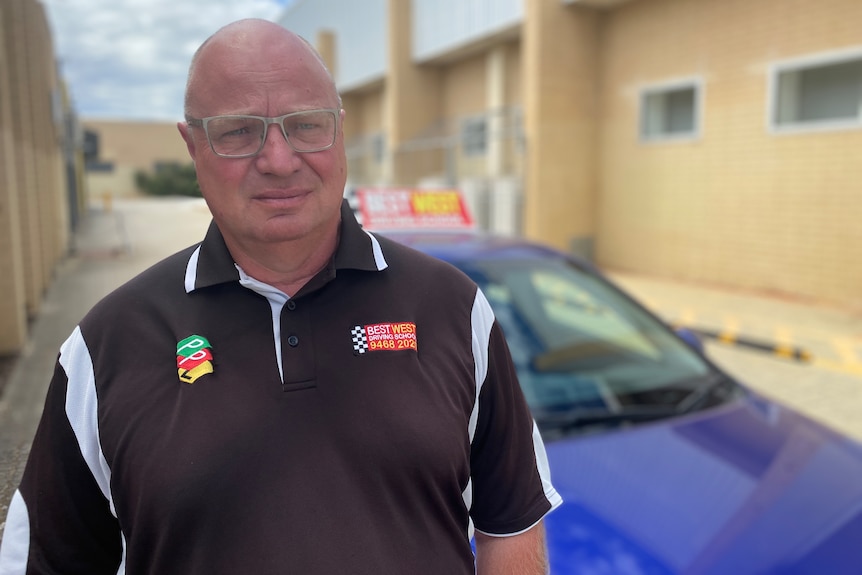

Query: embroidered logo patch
<box><xmin>352</xmin><ymin>322</ymin><xmax>417</xmax><ymax>354</ymax></box>
<box><xmin>177</xmin><ymin>335</ymin><xmax>214</xmax><ymax>384</ymax></box>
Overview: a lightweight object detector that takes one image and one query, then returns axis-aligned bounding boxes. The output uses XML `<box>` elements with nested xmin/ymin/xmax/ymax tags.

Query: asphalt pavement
<box><xmin>1</xmin><ymin>196</ymin><xmax>861</xmax><ymax>535</ymax></box>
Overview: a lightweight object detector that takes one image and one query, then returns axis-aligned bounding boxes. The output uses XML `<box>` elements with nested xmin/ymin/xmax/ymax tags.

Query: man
<box><xmin>0</xmin><ymin>19</ymin><xmax>560</xmax><ymax>574</ymax></box>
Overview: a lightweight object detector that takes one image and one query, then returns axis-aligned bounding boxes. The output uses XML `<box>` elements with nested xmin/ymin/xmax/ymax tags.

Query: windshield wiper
<box><xmin>535</xmin><ymin>404</ymin><xmax>680</xmax><ymax>436</ymax></box>
<box><xmin>675</xmin><ymin>372</ymin><xmax>737</xmax><ymax>414</ymax></box>
<box><xmin>535</xmin><ymin>373</ymin><xmax>738</xmax><ymax>438</ymax></box>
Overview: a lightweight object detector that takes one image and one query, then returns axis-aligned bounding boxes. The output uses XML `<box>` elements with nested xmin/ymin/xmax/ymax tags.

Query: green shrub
<box><xmin>134</xmin><ymin>163</ymin><xmax>201</xmax><ymax>197</ymax></box>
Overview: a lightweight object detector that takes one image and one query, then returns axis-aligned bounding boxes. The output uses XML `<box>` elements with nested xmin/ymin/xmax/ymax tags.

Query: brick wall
<box><xmin>0</xmin><ymin>0</ymin><xmax>69</xmax><ymax>354</ymax></box>
<box><xmin>82</xmin><ymin>120</ymin><xmax>194</xmax><ymax>198</ymax></box>
<box><xmin>0</xmin><ymin>2</ymin><xmax>26</xmax><ymax>354</ymax></box>
<box><xmin>596</xmin><ymin>0</ymin><xmax>862</xmax><ymax>308</ymax></box>
<box><xmin>286</xmin><ymin>0</ymin><xmax>861</xmax><ymax>308</ymax></box>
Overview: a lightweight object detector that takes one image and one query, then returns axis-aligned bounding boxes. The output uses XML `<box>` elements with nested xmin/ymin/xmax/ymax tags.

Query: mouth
<box><xmin>253</xmin><ymin>188</ymin><xmax>311</xmax><ymax>207</ymax></box>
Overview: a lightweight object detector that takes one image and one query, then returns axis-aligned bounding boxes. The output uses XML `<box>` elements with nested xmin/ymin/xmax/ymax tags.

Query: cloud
<box><xmin>43</xmin><ymin>0</ymin><xmax>295</xmax><ymax>121</ymax></box>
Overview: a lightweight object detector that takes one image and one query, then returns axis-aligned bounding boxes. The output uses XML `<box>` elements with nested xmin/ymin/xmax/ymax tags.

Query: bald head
<box><xmin>184</xmin><ymin>19</ymin><xmax>339</xmax><ymax>118</ymax></box>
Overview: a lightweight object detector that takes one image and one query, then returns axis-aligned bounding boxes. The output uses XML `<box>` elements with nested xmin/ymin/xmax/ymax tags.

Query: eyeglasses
<box><xmin>185</xmin><ymin>108</ymin><xmax>339</xmax><ymax>158</ymax></box>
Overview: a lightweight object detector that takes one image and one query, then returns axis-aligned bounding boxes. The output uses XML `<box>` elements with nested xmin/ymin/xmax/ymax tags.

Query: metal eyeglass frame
<box><xmin>185</xmin><ymin>108</ymin><xmax>340</xmax><ymax>158</ymax></box>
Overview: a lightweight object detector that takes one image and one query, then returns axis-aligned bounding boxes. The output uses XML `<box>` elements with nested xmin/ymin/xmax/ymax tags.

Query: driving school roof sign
<box><xmin>356</xmin><ymin>188</ymin><xmax>474</xmax><ymax>230</ymax></box>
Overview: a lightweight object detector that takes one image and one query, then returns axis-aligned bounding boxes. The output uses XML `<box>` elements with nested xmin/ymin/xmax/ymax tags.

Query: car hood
<box><xmin>543</xmin><ymin>392</ymin><xmax>862</xmax><ymax>574</ymax></box>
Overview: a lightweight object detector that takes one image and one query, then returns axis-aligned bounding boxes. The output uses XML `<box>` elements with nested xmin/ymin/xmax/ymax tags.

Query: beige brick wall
<box><xmin>504</xmin><ymin>41</ymin><xmax>522</xmax><ymax>110</ymax></box>
<box><xmin>343</xmin><ymin>88</ymin><xmax>386</xmax><ymax>184</ymax></box>
<box><xmin>596</xmin><ymin>0</ymin><xmax>862</xmax><ymax>308</ymax></box>
<box><xmin>343</xmin><ymin>89</ymin><xmax>385</xmax><ymax>137</ymax></box>
<box><xmin>441</xmin><ymin>53</ymin><xmax>487</xmax><ymax>179</ymax></box>
<box><xmin>83</xmin><ymin>120</ymin><xmax>194</xmax><ymax>198</ymax></box>
<box><xmin>502</xmin><ymin>41</ymin><xmax>525</xmax><ymax>178</ymax></box>
<box><xmin>86</xmin><ymin>166</ymin><xmax>141</xmax><ymax>205</ymax></box>
<box><xmin>0</xmin><ymin>0</ymin><xmax>69</xmax><ymax>353</ymax></box>
<box><xmin>5</xmin><ymin>0</ymin><xmax>44</xmax><ymax>318</ymax></box>
<box><xmin>523</xmin><ymin>2</ymin><xmax>600</xmax><ymax>257</ymax></box>
<box><xmin>0</xmin><ymin>2</ymin><xmax>27</xmax><ymax>354</ymax></box>
<box><xmin>30</xmin><ymin>3</ymin><xmax>66</xmax><ymax>281</ymax></box>
<box><xmin>387</xmin><ymin>0</ymin><xmax>442</xmax><ymax>186</ymax></box>
<box><xmin>441</xmin><ymin>54</ymin><xmax>487</xmax><ymax>118</ymax></box>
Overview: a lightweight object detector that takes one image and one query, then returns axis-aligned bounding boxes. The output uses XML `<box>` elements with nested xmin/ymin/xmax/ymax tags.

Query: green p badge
<box><xmin>177</xmin><ymin>335</ymin><xmax>214</xmax><ymax>384</ymax></box>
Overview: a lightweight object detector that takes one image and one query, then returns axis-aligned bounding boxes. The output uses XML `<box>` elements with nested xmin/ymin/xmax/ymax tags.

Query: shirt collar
<box><xmin>185</xmin><ymin>199</ymin><xmax>388</xmax><ymax>294</ymax></box>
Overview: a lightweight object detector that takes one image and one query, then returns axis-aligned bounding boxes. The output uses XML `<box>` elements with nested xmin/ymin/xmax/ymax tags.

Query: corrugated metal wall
<box><xmin>412</xmin><ymin>0</ymin><xmax>522</xmax><ymax>61</ymax></box>
<box><xmin>278</xmin><ymin>0</ymin><xmax>387</xmax><ymax>90</ymax></box>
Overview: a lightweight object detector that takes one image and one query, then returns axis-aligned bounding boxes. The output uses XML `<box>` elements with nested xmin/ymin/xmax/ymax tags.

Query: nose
<box><xmin>254</xmin><ymin>121</ymin><xmax>302</xmax><ymax>173</ymax></box>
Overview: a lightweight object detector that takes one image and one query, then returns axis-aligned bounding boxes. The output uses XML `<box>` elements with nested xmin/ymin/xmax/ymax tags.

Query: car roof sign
<box><xmin>355</xmin><ymin>187</ymin><xmax>475</xmax><ymax>231</ymax></box>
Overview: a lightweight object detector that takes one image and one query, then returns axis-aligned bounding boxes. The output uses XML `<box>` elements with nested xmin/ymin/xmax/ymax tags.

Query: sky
<box><xmin>42</xmin><ymin>0</ymin><xmax>296</xmax><ymax>122</ymax></box>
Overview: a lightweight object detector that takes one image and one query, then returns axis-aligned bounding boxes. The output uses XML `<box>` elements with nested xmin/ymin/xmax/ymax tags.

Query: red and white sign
<box><xmin>355</xmin><ymin>188</ymin><xmax>474</xmax><ymax>230</ymax></box>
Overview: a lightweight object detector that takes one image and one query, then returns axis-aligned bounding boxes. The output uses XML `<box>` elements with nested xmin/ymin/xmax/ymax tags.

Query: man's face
<box><xmin>179</xmin><ymin>33</ymin><xmax>347</xmax><ymax>253</ymax></box>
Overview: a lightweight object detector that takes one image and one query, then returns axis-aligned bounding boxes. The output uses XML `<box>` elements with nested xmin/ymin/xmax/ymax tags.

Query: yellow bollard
<box><xmin>102</xmin><ymin>192</ymin><xmax>113</xmax><ymax>213</ymax></box>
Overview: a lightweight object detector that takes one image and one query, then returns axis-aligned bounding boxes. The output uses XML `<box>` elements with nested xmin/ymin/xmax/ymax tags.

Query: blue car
<box><xmin>383</xmin><ymin>229</ymin><xmax>862</xmax><ymax>574</ymax></box>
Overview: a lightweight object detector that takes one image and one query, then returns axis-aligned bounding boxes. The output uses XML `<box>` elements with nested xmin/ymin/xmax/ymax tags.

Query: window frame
<box><xmin>85</xmin><ymin>160</ymin><xmax>115</xmax><ymax>173</ymax></box>
<box><xmin>767</xmin><ymin>46</ymin><xmax>862</xmax><ymax>135</ymax></box>
<box><xmin>370</xmin><ymin>132</ymin><xmax>385</xmax><ymax>164</ymax></box>
<box><xmin>460</xmin><ymin>114</ymin><xmax>489</xmax><ymax>157</ymax></box>
<box><xmin>638</xmin><ymin>77</ymin><xmax>704</xmax><ymax>143</ymax></box>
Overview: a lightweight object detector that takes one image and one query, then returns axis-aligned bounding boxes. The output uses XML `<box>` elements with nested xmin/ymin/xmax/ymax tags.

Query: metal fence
<box><xmin>345</xmin><ymin>105</ymin><xmax>526</xmax><ymax>235</ymax></box>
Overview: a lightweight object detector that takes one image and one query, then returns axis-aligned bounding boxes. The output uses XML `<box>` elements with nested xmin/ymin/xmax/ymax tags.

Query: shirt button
<box><xmin>286</xmin><ymin>300</ymin><xmax>296</xmax><ymax>311</ymax></box>
<box><xmin>287</xmin><ymin>335</ymin><xmax>299</xmax><ymax>347</ymax></box>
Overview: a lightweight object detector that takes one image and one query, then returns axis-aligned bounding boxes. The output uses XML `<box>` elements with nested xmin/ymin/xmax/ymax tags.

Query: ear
<box><xmin>177</xmin><ymin>121</ymin><xmax>198</xmax><ymax>160</ymax></box>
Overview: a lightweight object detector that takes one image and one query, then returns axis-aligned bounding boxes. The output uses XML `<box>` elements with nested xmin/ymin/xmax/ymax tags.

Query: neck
<box><xmin>226</xmin><ymin>227</ymin><xmax>339</xmax><ymax>297</ymax></box>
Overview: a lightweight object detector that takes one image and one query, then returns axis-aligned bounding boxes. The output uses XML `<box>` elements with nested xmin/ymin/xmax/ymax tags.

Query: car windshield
<box><xmin>455</xmin><ymin>256</ymin><xmax>732</xmax><ymax>433</ymax></box>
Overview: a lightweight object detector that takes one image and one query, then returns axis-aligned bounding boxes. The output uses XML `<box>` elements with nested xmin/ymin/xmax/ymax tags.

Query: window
<box><xmin>512</xmin><ymin>106</ymin><xmax>526</xmax><ymax>153</ymax></box>
<box><xmin>83</xmin><ymin>130</ymin><xmax>100</xmax><ymax>162</ymax></box>
<box><xmin>85</xmin><ymin>161</ymin><xmax>115</xmax><ymax>173</ymax></box>
<box><xmin>771</xmin><ymin>49</ymin><xmax>862</xmax><ymax>131</ymax></box>
<box><xmin>640</xmin><ymin>80</ymin><xmax>702</xmax><ymax>141</ymax></box>
<box><xmin>461</xmin><ymin>116</ymin><xmax>487</xmax><ymax>156</ymax></box>
<box><xmin>371</xmin><ymin>133</ymin><xmax>385</xmax><ymax>164</ymax></box>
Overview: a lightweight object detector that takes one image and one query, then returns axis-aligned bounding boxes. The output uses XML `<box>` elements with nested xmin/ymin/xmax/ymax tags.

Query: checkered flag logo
<box><xmin>351</xmin><ymin>325</ymin><xmax>369</xmax><ymax>354</ymax></box>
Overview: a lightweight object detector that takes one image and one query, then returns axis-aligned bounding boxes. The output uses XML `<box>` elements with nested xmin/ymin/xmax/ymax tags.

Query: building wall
<box><xmin>278</xmin><ymin>0</ymin><xmax>862</xmax><ymax>308</ymax></box>
<box><xmin>83</xmin><ymin>120</ymin><xmax>193</xmax><ymax>199</ymax></box>
<box><xmin>441</xmin><ymin>54</ymin><xmax>487</xmax><ymax>122</ymax></box>
<box><xmin>0</xmin><ymin>0</ymin><xmax>71</xmax><ymax>354</ymax></box>
<box><xmin>523</xmin><ymin>2</ymin><xmax>600</xmax><ymax>258</ymax></box>
<box><xmin>503</xmin><ymin>41</ymin><xmax>522</xmax><ymax>109</ymax></box>
<box><xmin>387</xmin><ymin>0</ymin><xmax>443</xmax><ymax>187</ymax></box>
<box><xmin>441</xmin><ymin>53</ymin><xmax>487</xmax><ymax>180</ymax></box>
<box><xmin>496</xmin><ymin>40</ymin><xmax>525</xmax><ymax>180</ymax></box>
<box><xmin>343</xmin><ymin>88</ymin><xmax>387</xmax><ymax>185</ymax></box>
<box><xmin>0</xmin><ymin>1</ymin><xmax>27</xmax><ymax>354</ymax></box>
<box><xmin>596</xmin><ymin>0</ymin><xmax>862</xmax><ymax>307</ymax></box>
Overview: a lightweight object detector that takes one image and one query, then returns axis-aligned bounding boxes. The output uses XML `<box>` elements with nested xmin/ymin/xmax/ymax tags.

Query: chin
<box><xmin>259</xmin><ymin>219</ymin><xmax>325</xmax><ymax>243</ymax></box>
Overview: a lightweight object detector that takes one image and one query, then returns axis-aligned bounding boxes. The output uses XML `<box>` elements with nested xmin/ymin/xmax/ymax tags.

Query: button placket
<box><xmin>280</xmin><ymin>297</ymin><xmax>316</xmax><ymax>391</ymax></box>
